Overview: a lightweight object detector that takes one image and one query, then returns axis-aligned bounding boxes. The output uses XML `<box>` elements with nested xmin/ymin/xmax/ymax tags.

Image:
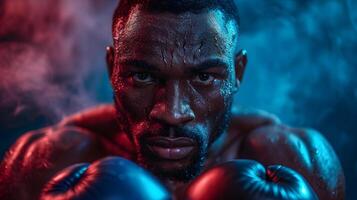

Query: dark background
<box><xmin>0</xmin><ymin>0</ymin><xmax>356</xmax><ymax>199</ymax></box>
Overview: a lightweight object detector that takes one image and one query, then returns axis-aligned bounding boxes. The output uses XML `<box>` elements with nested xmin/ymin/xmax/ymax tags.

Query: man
<box><xmin>0</xmin><ymin>0</ymin><xmax>345</xmax><ymax>199</ymax></box>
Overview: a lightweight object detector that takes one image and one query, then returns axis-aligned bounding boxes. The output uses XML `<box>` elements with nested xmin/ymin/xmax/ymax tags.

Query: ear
<box><xmin>106</xmin><ymin>46</ymin><xmax>115</xmax><ymax>78</ymax></box>
<box><xmin>234</xmin><ymin>49</ymin><xmax>248</xmax><ymax>89</ymax></box>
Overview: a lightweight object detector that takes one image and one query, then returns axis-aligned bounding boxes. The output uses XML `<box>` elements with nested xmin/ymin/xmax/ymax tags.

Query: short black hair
<box><xmin>112</xmin><ymin>0</ymin><xmax>240</xmax><ymax>37</ymax></box>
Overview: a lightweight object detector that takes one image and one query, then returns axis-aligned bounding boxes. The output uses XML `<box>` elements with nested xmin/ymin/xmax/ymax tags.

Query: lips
<box><xmin>145</xmin><ymin>137</ymin><xmax>197</xmax><ymax>160</ymax></box>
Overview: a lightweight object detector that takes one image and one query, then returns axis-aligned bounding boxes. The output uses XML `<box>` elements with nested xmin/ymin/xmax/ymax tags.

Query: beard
<box><xmin>137</xmin><ymin>126</ymin><xmax>208</xmax><ymax>182</ymax></box>
<box><xmin>113</xmin><ymin>94</ymin><xmax>233</xmax><ymax>182</ymax></box>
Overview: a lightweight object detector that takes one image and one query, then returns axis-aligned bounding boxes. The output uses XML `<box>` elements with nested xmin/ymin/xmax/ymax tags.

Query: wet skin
<box><xmin>107</xmin><ymin>7</ymin><xmax>246</xmax><ymax>181</ymax></box>
<box><xmin>0</xmin><ymin>6</ymin><xmax>345</xmax><ymax>200</ymax></box>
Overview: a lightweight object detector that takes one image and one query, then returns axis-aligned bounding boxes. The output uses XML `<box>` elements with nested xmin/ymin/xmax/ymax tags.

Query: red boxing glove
<box><xmin>185</xmin><ymin>159</ymin><xmax>318</xmax><ymax>200</ymax></box>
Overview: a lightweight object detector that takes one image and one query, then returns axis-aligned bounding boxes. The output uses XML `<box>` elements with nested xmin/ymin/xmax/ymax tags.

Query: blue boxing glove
<box><xmin>40</xmin><ymin>156</ymin><xmax>171</xmax><ymax>200</ymax></box>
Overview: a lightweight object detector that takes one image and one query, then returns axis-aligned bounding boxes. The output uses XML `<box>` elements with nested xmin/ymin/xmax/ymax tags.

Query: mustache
<box><xmin>139</xmin><ymin>123</ymin><xmax>203</xmax><ymax>141</ymax></box>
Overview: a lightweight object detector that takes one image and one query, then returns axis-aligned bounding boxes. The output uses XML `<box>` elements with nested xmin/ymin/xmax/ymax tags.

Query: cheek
<box><xmin>208</xmin><ymin>90</ymin><xmax>231</xmax><ymax>135</ymax></box>
<box><xmin>190</xmin><ymin>80</ymin><xmax>230</xmax><ymax>128</ymax></box>
<box><xmin>116</xmin><ymin>86</ymin><xmax>155</xmax><ymax>122</ymax></box>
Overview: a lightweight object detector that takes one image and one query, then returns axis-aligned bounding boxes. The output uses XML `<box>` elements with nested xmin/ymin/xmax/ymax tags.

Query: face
<box><xmin>108</xmin><ymin>6</ymin><xmax>247</xmax><ymax>182</ymax></box>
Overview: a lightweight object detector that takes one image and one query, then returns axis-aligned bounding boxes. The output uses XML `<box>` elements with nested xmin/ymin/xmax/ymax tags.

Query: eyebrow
<box><xmin>119</xmin><ymin>58</ymin><xmax>229</xmax><ymax>72</ymax></box>
<box><xmin>189</xmin><ymin>58</ymin><xmax>229</xmax><ymax>73</ymax></box>
<box><xmin>119</xmin><ymin>59</ymin><xmax>160</xmax><ymax>71</ymax></box>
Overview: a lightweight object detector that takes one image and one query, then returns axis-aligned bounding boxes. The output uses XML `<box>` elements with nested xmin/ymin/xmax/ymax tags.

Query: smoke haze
<box><xmin>0</xmin><ymin>0</ymin><xmax>356</xmax><ymax>199</ymax></box>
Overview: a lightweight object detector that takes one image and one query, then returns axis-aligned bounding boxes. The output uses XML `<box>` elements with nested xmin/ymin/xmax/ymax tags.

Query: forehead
<box><xmin>115</xmin><ymin>7</ymin><xmax>238</xmax><ymax>67</ymax></box>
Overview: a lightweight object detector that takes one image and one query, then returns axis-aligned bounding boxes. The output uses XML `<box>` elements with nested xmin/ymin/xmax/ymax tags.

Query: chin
<box><xmin>137</xmin><ymin>147</ymin><xmax>206</xmax><ymax>182</ymax></box>
<box><xmin>147</xmin><ymin>161</ymin><xmax>204</xmax><ymax>182</ymax></box>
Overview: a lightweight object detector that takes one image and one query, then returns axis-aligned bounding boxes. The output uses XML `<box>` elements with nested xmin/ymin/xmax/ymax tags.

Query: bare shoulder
<box><xmin>229</xmin><ymin>108</ymin><xmax>281</xmax><ymax>135</ymax></box>
<box><xmin>2</xmin><ymin>125</ymin><xmax>103</xmax><ymax>169</ymax></box>
<box><xmin>238</xmin><ymin>124</ymin><xmax>345</xmax><ymax>200</ymax></box>
<box><xmin>60</xmin><ymin>104</ymin><xmax>119</xmax><ymax>137</ymax></box>
<box><xmin>0</xmin><ymin>125</ymin><xmax>104</xmax><ymax>200</ymax></box>
<box><xmin>59</xmin><ymin>104</ymin><xmax>134</xmax><ymax>157</ymax></box>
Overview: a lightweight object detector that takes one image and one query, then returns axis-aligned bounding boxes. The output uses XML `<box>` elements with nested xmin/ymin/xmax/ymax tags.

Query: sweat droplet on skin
<box><xmin>220</xmin><ymin>81</ymin><xmax>235</xmax><ymax>102</ymax></box>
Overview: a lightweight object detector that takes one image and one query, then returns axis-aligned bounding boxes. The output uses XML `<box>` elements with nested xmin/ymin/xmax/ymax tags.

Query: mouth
<box><xmin>144</xmin><ymin>136</ymin><xmax>197</xmax><ymax>160</ymax></box>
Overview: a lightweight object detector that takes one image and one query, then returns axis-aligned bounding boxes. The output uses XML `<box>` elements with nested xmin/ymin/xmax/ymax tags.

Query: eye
<box><xmin>193</xmin><ymin>73</ymin><xmax>215</xmax><ymax>85</ymax></box>
<box><xmin>132</xmin><ymin>72</ymin><xmax>154</xmax><ymax>83</ymax></box>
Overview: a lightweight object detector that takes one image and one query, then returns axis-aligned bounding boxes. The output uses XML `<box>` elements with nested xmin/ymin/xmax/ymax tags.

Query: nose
<box><xmin>149</xmin><ymin>81</ymin><xmax>195</xmax><ymax>126</ymax></box>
